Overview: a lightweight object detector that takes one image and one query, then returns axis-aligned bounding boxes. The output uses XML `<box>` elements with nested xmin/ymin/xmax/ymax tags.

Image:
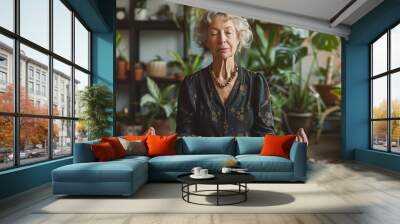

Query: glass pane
<box><xmin>20</xmin><ymin>0</ymin><xmax>49</xmax><ymax>49</ymax></box>
<box><xmin>53</xmin><ymin>59</ymin><xmax>72</xmax><ymax>117</ymax></box>
<box><xmin>75</xmin><ymin>120</ymin><xmax>88</xmax><ymax>143</ymax></box>
<box><xmin>53</xmin><ymin>0</ymin><xmax>72</xmax><ymax>60</ymax></box>
<box><xmin>53</xmin><ymin>119</ymin><xmax>72</xmax><ymax>158</ymax></box>
<box><xmin>74</xmin><ymin>69</ymin><xmax>89</xmax><ymax>118</ymax></box>
<box><xmin>74</xmin><ymin>18</ymin><xmax>89</xmax><ymax>70</ymax></box>
<box><xmin>372</xmin><ymin>121</ymin><xmax>388</xmax><ymax>151</ymax></box>
<box><xmin>391</xmin><ymin>120</ymin><xmax>400</xmax><ymax>153</ymax></box>
<box><xmin>391</xmin><ymin>24</ymin><xmax>400</xmax><ymax>70</ymax></box>
<box><xmin>20</xmin><ymin>117</ymin><xmax>49</xmax><ymax>165</ymax></box>
<box><xmin>391</xmin><ymin>72</ymin><xmax>400</xmax><ymax>118</ymax></box>
<box><xmin>20</xmin><ymin>44</ymin><xmax>49</xmax><ymax>115</ymax></box>
<box><xmin>372</xmin><ymin>77</ymin><xmax>387</xmax><ymax>119</ymax></box>
<box><xmin>0</xmin><ymin>34</ymin><xmax>14</xmax><ymax>113</ymax></box>
<box><xmin>0</xmin><ymin>0</ymin><xmax>14</xmax><ymax>31</ymax></box>
<box><xmin>0</xmin><ymin>116</ymin><xmax>14</xmax><ymax>170</ymax></box>
<box><xmin>372</xmin><ymin>33</ymin><xmax>387</xmax><ymax>76</ymax></box>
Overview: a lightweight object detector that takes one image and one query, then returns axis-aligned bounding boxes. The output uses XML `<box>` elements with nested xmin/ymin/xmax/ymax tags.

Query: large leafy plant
<box><xmin>310</xmin><ymin>32</ymin><xmax>340</xmax><ymax>85</ymax></box>
<box><xmin>79</xmin><ymin>84</ymin><xmax>114</xmax><ymax>140</ymax></box>
<box><xmin>140</xmin><ymin>76</ymin><xmax>177</xmax><ymax>130</ymax></box>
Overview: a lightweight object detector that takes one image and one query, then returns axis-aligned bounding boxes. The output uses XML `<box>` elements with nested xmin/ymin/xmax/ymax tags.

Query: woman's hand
<box><xmin>295</xmin><ymin>128</ymin><xmax>308</xmax><ymax>145</ymax></box>
<box><xmin>144</xmin><ymin>126</ymin><xmax>156</xmax><ymax>135</ymax></box>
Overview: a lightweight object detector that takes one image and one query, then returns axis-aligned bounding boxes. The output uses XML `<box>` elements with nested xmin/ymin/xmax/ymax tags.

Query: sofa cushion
<box><xmin>178</xmin><ymin>137</ymin><xmax>235</xmax><ymax>155</ymax></box>
<box><xmin>118</xmin><ymin>137</ymin><xmax>147</xmax><ymax>156</ymax></box>
<box><xmin>260</xmin><ymin>134</ymin><xmax>296</xmax><ymax>159</ymax></box>
<box><xmin>235</xmin><ymin>137</ymin><xmax>263</xmax><ymax>155</ymax></box>
<box><xmin>90</xmin><ymin>142</ymin><xmax>118</xmax><ymax>161</ymax></box>
<box><xmin>101</xmin><ymin>137</ymin><xmax>127</xmax><ymax>158</ymax></box>
<box><xmin>236</xmin><ymin>155</ymin><xmax>293</xmax><ymax>172</ymax></box>
<box><xmin>146</xmin><ymin>134</ymin><xmax>177</xmax><ymax>157</ymax></box>
<box><xmin>148</xmin><ymin>154</ymin><xmax>235</xmax><ymax>172</ymax></box>
<box><xmin>52</xmin><ymin>158</ymin><xmax>147</xmax><ymax>183</ymax></box>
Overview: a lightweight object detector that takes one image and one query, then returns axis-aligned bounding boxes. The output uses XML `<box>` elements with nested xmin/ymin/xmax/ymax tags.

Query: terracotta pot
<box><xmin>117</xmin><ymin>59</ymin><xmax>129</xmax><ymax>80</ymax></box>
<box><xmin>286</xmin><ymin>112</ymin><xmax>314</xmax><ymax>135</ymax></box>
<box><xmin>174</xmin><ymin>73</ymin><xmax>185</xmax><ymax>81</ymax></box>
<box><xmin>134</xmin><ymin>68</ymin><xmax>144</xmax><ymax>81</ymax></box>
<box><xmin>150</xmin><ymin>119</ymin><xmax>174</xmax><ymax>135</ymax></box>
<box><xmin>314</xmin><ymin>84</ymin><xmax>340</xmax><ymax>107</ymax></box>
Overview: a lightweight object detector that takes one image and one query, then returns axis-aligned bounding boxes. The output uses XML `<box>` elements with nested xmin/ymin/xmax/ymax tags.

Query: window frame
<box><xmin>370</xmin><ymin>20</ymin><xmax>400</xmax><ymax>154</ymax></box>
<box><xmin>0</xmin><ymin>0</ymin><xmax>92</xmax><ymax>171</ymax></box>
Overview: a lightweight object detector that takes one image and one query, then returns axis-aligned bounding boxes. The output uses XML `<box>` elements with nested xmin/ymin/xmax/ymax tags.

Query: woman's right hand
<box><xmin>144</xmin><ymin>126</ymin><xmax>156</xmax><ymax>135</ymax></box>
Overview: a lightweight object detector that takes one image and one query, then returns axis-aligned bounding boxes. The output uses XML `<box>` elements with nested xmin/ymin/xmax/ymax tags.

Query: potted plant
<box><xmin>242</xmin><ymin>23</ymin><xmax>308</xmax><ymax>134</ymax></box>
<box><xmin>310</xmin><ymin>32</ymin><xmax>341</xmax><ymax>107</ymax></box>
<box><xmin>134</xmin><ymin>0</ymin><xmax>148</xmax><ymax>21</ymax></box>
<box><xmin>169</xmin><ymin>50</ymin><xmax>204</xmax><ymax>79</ymax></box>
<box><xmin>147</xmin><ymin>55</ymin><xmax>167</xmax><ymax>78</ymax></box>
<box><xmin>140</xmin><ymin>76</ymin><xmax>177</xmax><ymax>135</ymax></box>
<box><xmin>134</xmin><ymin>61</ymin><xmax>145</xmax><ymax>81</ymax></box>
<box><xmin>79</xmin><ymin>84</ymin><xmax>114</xmax><ymax>140</ymax></box>
<box><xmin>116</xmin><ymin>31</ymin><xmax>129</xmax><ymax>80</ymax></box>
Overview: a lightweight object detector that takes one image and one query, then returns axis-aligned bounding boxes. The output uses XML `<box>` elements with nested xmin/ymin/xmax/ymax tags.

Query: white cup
<box><xmin>191</xmin><ymin>167</ymin><xmax>202</xmax><ymax>176</ymax></box>
<box><xmin>200</xmin><ymin>169</ymin><xmax>208</xmax><ymax>176</ymax></box>
<box><xmin>221</xmin><ymin>167</ymin><xmax>232</xmax><ymax>174</ymax></box>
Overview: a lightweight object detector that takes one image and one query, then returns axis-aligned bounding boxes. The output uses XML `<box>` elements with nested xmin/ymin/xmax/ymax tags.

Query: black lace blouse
<box><xmin>176</xmin><ymin>64</ymin><xmax>275</xmax><ymax>137</ymax></box>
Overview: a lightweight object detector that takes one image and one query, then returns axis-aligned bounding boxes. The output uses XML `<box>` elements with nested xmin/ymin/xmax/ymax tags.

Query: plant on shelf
<box><xmin>147</xmin><ymin>55</ymin><xmax>167</xmax><ymax>78</ymax></box>
<box><xmin>140</xmin><ymin>76</ymin><xmax>178</xmax><ymax>135</ymax></box>
<box><xmin>134</xmin><ymin>0</ymin><xmax>148</xmax><ymax>21</ymax></box>
<box><xmin>116</xmin><ymin>31</ymin><xmax>129</xmax><ymax>80</ymax></box>
<box><xmin>169</xmin><ymin>50</ymin><xmax>204</xmax><ymax>79</ymax></box>
<box><xmin>79</xmin><ymin>84</ymin><xmax>114</xmax><ymax>140</ymax></box>
<box><xmin>134</xmin><ymin>61</ymin><xmax>146</xmax><ymax>81</ymax></box>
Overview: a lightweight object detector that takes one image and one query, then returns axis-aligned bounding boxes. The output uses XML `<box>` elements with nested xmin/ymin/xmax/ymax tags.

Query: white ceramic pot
<box><xmin>135</xmin><ymin>8</ymin><xmax>148</xmax><ymax>21</ymax></box>
<box><xmin>147</xmin><ymin>61</ymin><xmax>167</xmax><ymax>77</ymax></box>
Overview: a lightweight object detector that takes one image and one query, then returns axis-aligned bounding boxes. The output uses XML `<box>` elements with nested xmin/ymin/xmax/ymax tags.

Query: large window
<box><xmin>0</xmin><ymin>0</ymin><xmax>91</xmax><ymax>171</ymax></box>
<box><xmin>370</xmin><ymin>22</ymin><xmax>400</xmax><ymax>154</ymax></box>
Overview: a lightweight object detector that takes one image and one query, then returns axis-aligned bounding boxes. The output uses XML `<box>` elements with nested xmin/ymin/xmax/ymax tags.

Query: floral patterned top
<box><xmin>176</xmin><ymin>64</ymin><xmax>275</xmax><ymax>137</ymax></box>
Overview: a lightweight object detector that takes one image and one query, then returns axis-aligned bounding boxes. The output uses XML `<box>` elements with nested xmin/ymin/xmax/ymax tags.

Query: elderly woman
<box><xmin>147</xmin><ymin>11</ymin><xmax>308</xmax><ymax>144</ymax></box>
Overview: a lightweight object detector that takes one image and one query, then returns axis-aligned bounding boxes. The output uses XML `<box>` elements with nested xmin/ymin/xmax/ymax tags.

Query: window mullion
<box><xmin>48</xmin><ymin>0</ymin><xmax>53</xmax><ymax>160</ymax></box>
<box><xmin>388</xmin><ymin>30</ymin><xmax>391</xmax><ymax>153</ymax></box>
<box><xmin>71</xmin><ymin>10</ymin><xmax>76</xmax><ymax>154</ymax></box>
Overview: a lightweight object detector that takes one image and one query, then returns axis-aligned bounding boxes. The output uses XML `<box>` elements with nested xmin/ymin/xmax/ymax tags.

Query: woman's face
<box><xmin>206</xmin><ymin>15</ymin><xmax>239</xmax><ymax>60</ymax></box>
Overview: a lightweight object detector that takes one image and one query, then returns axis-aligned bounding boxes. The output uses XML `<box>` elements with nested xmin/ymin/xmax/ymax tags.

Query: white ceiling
<box><xmin>167</xmin><ymin>0</ymin><xmax>384</xmax><ymax>38</ymax></box>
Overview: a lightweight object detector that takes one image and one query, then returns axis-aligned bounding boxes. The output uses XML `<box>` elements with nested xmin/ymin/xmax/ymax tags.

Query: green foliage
<box><xmin>169</xmin><ymin>51</ymin><xmax>204</xmax><ymax>76</ymax></box>
<box><xmin>79</xmin><ymin>84</ymin><xmax>114</xmax><ymax>140</ymax></box>
<box><xmin>140</xmin><ymin>77</ymin><xmax>177</xmax><ymax>128</ymax></box>
<box><xmin>116</xmin><ymin>31</ymin><xmax>126</xmax><ymax>60</ymax></box>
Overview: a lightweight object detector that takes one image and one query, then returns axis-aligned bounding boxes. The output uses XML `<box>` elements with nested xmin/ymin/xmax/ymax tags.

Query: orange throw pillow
<box><xmin>260</xmin><ymin>134</ymin><xmax>296</xmax><ymax>159</ymax></box>
<box><xmin>101</xmin><ymin>137</ymin><xmax>126</xmax><ymax>158</ymax></box>
<box><xmin>146</xmin><ymin>134</ymin><xmax>177</xmax><ymax>157</ymax></box>
<box><xmin>124</xmin><ymin>135</ymin><xmax>148</xmax><ymax>141</ymax></box>
<box><xmin>91</xmin><ymin>142</ymin><xmax>117</xmax><ymax>161</ymax></box>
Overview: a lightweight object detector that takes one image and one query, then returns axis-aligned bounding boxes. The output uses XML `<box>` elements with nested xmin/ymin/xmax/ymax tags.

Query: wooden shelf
<box><xmin>133</xmin><ymin>20</ymin><xmax>184</xmax><ymax>30</ymax></box>
<box><xmin>117</xmin><ymin>19</ymin><xmax>130</xmax><ymax>29</ymax></box>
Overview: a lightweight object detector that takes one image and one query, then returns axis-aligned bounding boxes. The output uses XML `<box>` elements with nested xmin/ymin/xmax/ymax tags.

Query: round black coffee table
<box><xmin>177</xmin><ymin>173</ymin><xmax>255</xmax><ymax>206</ymax></box>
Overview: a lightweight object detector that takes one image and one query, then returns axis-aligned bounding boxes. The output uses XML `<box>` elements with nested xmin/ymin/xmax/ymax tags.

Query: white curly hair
<box><xmin>193</xmin><ymin>11</ymin><xmax>253</xmax><ymax>53</ymax></box>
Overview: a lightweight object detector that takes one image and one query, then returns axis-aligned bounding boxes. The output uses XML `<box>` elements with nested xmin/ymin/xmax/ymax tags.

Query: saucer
<box><xmin>190</xmin><ymin>174</ymin><xmax>215</xmax><ymax>179</ymax></box>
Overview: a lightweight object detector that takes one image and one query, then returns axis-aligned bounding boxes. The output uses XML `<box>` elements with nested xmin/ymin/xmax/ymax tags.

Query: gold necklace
<box><xmin>209</xmin><ymin>64</ymin><xmax>238</xmax><ymax>89</ymax></box>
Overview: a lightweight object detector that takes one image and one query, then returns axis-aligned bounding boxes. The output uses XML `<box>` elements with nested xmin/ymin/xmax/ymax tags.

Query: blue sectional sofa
<box><xmin>52</xmin><ymin>136</ymin><xmax>307</xmax><ymax>196</ymax></box>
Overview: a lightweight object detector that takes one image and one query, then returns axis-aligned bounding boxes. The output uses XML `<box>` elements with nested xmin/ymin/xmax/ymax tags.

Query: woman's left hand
<box><xmin>295</xmin><ymin>128</ymin><xmax>308</xmax><ymax>145</ymax></box>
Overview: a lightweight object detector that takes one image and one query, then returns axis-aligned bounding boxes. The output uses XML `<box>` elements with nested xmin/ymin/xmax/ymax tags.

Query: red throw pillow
<box><xmin>101</xmin><ymin>137</ymin><xmax>126</xmax><ymax>158</ymax></box>
<box><xmin>260</xmin><ymin>134</ymin><xmax>296</xmax><ymax>159</ymax></box>
<box><xmin>91</xmin><ymin>142</ymin><xmax>117</xmax><ymax>161</ymax></box>
<box><xmin>146</xmin><ymin>134</ymin><xmax>177</xmax><ymax>157</ymax></box>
